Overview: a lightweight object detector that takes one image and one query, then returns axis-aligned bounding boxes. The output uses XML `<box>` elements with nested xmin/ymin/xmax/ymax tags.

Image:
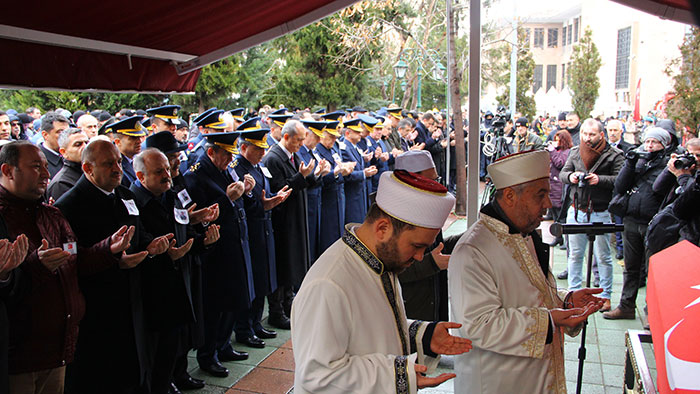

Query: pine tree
<box><xmin>568</xmin><ymin>28</ymin><xmax>601</xmax><ymax>118</ymax></box>
<box><xmin>665</xmin><ymin>27</ymin><xmax>700</xmax><ymax>136</ymax></box>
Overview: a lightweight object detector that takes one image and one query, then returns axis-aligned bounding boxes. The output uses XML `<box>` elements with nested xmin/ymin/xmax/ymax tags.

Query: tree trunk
<box><xmin>449</xmin><ymin>5</ymin><xmax>467</xmax><ymax>215</ymax></box>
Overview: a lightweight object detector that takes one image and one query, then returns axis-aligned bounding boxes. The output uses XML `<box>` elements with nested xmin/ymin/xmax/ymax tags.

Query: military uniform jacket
<box><xmin>129</xmin><ymin>182</ymin><xmax>199</xmax><ymax>331</ymax></box>
<box><xmin>54</xmin><ymin>175</ymin><xmax>153</xmax><ymax>390</ymax></box>
<box><xmin>315</xmin><ymin>143</ymin><xmax>345</xmax><ymax>253</ymax></box>
<box><xmin>233</xmin><ymin>155</ymin><xmax>278</xmax><ymax>298</ymax></box>
<box><xmin>183</xmin><ymin>154</ymin><xmax>255</xmax><ymax>312</ymax></box>
<box><xmin>340</xmin><ymin>140</ymin><xmax>368</xmax><ymax>224</ymax></box>
<box><xmin>262</xmin><ymin>143</ymin><xmax>317</xmax><ymax>288</ymax></box>
<box><xmin>121</xmin><ymin>154</ymin><xmax>137</xmax><ymax>187</ymax></box>
<box><xmin>368</xmin><ymin>136</ymin><xmax>389</xmax><ymax>194</ymax></box>
<box><xmin>298</xmin><ymin>145</ymin><xmax>323</xmax><ymax>260</ymax></box>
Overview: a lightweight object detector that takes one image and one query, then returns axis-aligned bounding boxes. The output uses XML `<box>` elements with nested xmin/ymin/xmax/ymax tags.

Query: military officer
<box><xmin>265</xmin><ymin>108</ymin><xmax>291</xmax><ymax>149</ymax></box>
<box><xmin>146</xmin><ymin>105</ymin><xmax>182</xmax><ymax>135</ymax></box>
<box><xmin>340</xmin><ymin>118</ymin><xmax>377</xmax><ymax>224</ymax></box>
<box><xmin>102</xmin><ymin>115</ymin><xmax>147</xmax><ymax>187</ymax></box>
<box><xmin>299</xmin><ymin>120</ymin><xmax>331</xmax><ymax>260</ymax></box>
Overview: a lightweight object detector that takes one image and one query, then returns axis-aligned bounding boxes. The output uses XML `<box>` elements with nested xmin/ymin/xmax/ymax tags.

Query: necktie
<box><xmin>290</xmin><ymin>155</ymin><xmax>296</xmax><ymax>168</ymax></box>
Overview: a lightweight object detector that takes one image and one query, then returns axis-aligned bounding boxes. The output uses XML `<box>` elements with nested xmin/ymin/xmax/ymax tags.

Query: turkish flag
<box><xmin>633</xmin><ymin>78</ymin><xmax>642</xmax><ymax>122</ymax></box>
<box><xmin>648</xmin><ymin>240</ymin><xmax>700</xmax><ymax>393</ymax></box>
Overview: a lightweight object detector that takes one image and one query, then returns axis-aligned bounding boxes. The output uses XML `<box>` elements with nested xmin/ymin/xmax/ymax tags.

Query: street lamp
<box><xmin>393</xmin><ymin>49</ymin><xmax>446</xmax><ymax>109</ymax></box>
<box><xmin>394</xmin><ymin>60</ymin><xmax>408</xmax><ymax>80</ymax></box>
<box><xmin>432</xmin><ymin>62</ymin><xmax>446</xmax><ymax>81</ymax></box>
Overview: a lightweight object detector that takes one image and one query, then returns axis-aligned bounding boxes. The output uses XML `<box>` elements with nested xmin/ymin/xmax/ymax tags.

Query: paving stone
<box><xmin>566</xmin><ymin>381</ymin><xmax>606</xmax><ymax>394</ymax></box>
<box><xmin>232</xmin><ymin>367</ymin><xmax>294</xmax><ymax>394</ymax></box>
<box><xmin>602</xmin><ymin>363</ymin><xmax>626</xmax><ymax>387</ymax></box>
<box><xmin>598</xmin><ymin>345</ymin><xmax>627</xmax><ymax>366</ymax></box>
<box><xmin>596</xmin><ymin>328</ymin><xmax>627</xmax><ymax>347</ymax></box>
<box><xmin>190</xmin><ymin>363</ymin><xmax>255</xmax><ymax>388</ymax></box>
<box><xmin>565</xmin><ymin>360</ymin><xmax>603</xmax><ymax>385</ymax></box>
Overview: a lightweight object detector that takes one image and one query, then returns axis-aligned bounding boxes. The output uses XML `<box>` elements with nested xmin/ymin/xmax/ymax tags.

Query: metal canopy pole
<box><xmin>466</xmin><ymin>0</ymin><xmax>481</xmax><ymax>227</ymax></box>
<box><xmin>445</xmin><ymin>0</ymin><xmax>452</xmax><ymax>188</ymax></box>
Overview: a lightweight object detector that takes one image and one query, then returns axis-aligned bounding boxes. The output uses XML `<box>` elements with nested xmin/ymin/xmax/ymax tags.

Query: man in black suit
<box><xmin>46</xmin><ymin>128</ymin><xmax>89</xmax><ymax>201</ymax></box>
<box><xmin>39</xmin><ymin>112</ymin><xmax>70</xmax><ymax>178</ymax></box>
<box><xmin>183</xmin><ymin>127</ymin><xmax>256</xmax><ymax>378</ymax></box>
<box><xmin>606</xmin><ymin>119</ymin><xmax>634</xmax><ymax>153</ymax></box>
<box><xmin>262</xmin><ymin>119</ymin><xmax>317</xmax><ymax>329</ymax></box>
<box><xmin>131</xmin><ymin>148</ymin><xmax>221</xmax><ymax>394</ymax></box>
<box><xmin>54</xmin><ymin>140</ymin><xmax>173</xmax><ymax>394</ymax></box>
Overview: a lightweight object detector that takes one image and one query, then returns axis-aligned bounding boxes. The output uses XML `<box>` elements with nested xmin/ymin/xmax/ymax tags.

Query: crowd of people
<box><xmin>0</xmin><ymin>101</ymin><xmax>698</xmax><ymax>394</ymax></box>
<box><xmin>0</xmin><ymin>103</ymin><xmax>460</xmax><ymax>394</ymax></box>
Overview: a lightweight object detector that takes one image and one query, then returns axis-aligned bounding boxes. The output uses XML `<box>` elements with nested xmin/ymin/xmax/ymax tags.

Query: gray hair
<box><xmin>282</xmin><ymin>120</ymin><xmax>302</xmax><ymax>137</ymax></box>
<box><xmin>133</xmin><ymin>148</ymin><xmax>166</xmax><ymax>175</ymax></box>
<box><xmin>398</xmin><ymin>118</ymin><xmax>414</xmax><ymax>130</ymax></box>
<box><xmin>41</xmin><ymin>111</ymin><xmax>69</xmax><ymax>132</ymax></box>
<box><xmin>58</xmin><ymin>128</ymin><xmax>85</xmax><ymax>149</ymax></box>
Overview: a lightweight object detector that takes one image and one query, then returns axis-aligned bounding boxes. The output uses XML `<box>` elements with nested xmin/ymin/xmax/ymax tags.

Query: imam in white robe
<box><xmin>449</xmin><ymin>212</ymin><xmax>580</xmax><ymax>394</ymax></box>
<box><xmin>292</xmin><ymin>225</ymin><xmax>439</xmax><ymax>394</ymax></box>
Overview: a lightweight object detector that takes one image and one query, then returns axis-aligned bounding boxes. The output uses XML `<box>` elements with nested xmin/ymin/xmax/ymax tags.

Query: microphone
<box><xmin>550</xmin><ymin>222</ymin><xmax>624</xmax><ymax>237</ymax></box>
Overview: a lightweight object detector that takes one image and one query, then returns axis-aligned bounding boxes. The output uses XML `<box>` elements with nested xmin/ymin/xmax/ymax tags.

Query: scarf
<box><xmin>579</xmin><ymin>137</ymin><xmax>606</xmax><ymax>171</ymax></box>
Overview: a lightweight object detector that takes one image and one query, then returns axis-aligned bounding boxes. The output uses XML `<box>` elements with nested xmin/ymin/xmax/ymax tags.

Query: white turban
<box><xmin>487</xmin><ymin>150</ymin><xmax>550</xmax><ymax>189</ymax></box>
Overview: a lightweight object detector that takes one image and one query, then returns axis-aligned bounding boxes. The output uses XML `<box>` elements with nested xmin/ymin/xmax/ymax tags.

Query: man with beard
<box><xmin>46</xmin><ymin>128</ymin><xmax>89</xmax><ymax>200</ymax></box>
<box><xmin>449</xmin><ymin>150</ymin><xmax>604</xmax><ymax>394</ymax></box>
<box><xmin>292</xmin><ymin>170</ymin><xmax>472</xmax><ymax>394</ymax></box>
<box><xmin>560</xmin><ymin>119</ymin><xmax>624</xmax><ymax>313</ymax></box>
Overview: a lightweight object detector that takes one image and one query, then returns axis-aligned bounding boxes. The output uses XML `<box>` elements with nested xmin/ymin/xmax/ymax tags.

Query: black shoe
<box><xmin>174</xmin><ymin>375</ymin><xmax>205</xmax><ymax>390</ymax></box>
<box><xmin>169</xmin><ymin>383</ymin><xmax>183</xmax><ymax>394</ymax></box>
<box><xmin>593</xmin><ymin>277</ymin><xmax>600</xmax><ymax>288</ymax></box>
<box><xmin>237</xmin><ymin>335</ymin><xmax>265</xmax><ymax>348</ymax></box>
<box><xmin>199</xmin><ymin>360</ymin><xmax>229</xmax><ymax>377</ymax></box>
<box><xmin>556</xmin><ymin>270</ymin><xmax>568</xmax><ymax>280</ymax></box>
<box><xmin>558</xmin><ymin>243</ymin><xmax>567</xmax><ymax>250</ymax></box>
<box><xmin>268</xmin><ymin>314</ymin><xmax>291</xmax><ymax>329</ymax></box>
<box><xmin>218</xmin><ymin>348</ymin><xmax>249</xmax><ymax>362</ymax></box>
<box><xmin>255</xmin><ymin>327</ymin><xmax>277</xmax><ymax>339</ymax></box>
<box><xmin>616</xmin><ymin>252</ymin><xmax>624</xmax><ymax>260</ymax></box>
<box><xmin>548</xmin><ymin>236</ymin><xmax>563</xmax><ymax>247</ymax></box>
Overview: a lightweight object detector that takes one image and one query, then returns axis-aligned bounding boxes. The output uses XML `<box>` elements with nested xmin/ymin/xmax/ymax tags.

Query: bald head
<box><xmin>82</xmin><ymin>139</ymin><xmax>118</xmax><ymax>166</ymax></box>
<box><xmin>77</xmin><ymin>114</ymin><xmax>99</xmax><ymax>138</ymax></box>
<box><xmin>82</xmin><ymin>139</ymin><xmax>123</xmax><ymax>192</ymax></box>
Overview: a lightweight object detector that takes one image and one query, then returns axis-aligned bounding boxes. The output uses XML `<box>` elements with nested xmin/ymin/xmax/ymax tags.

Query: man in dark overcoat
<box><xmin>261</xmin><ymin>120</ymin><xmax>317</xmax><ymax>329</ymax></box>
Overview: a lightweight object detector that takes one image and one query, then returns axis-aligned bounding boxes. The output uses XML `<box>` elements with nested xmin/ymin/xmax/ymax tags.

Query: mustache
<box><xmin>160</xmin><ymin>177</ymin><xmax>172</xmax><ymax>184</ymax></box>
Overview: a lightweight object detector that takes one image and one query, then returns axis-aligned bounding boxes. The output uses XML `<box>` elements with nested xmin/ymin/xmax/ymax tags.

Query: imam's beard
<box><xmin>375</xmin><ymin>237</ymin><xmax>416</xmax><ymax>274</ymax></box>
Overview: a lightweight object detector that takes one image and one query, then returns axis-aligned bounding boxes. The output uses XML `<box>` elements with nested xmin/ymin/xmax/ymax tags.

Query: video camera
<box><xmin>625</xmin><ymin>149</ymin><xmax>652</xmax><ymax>161</ymax></box>
<box><xmin>673</xmin><ymin>151</ymin><xmax>697</xmax><ymax>170</ymax></box>
<box><xmin>489</xmin><ymin>105</ymin><xmax>511</xmax><ymax>137</ymax></box>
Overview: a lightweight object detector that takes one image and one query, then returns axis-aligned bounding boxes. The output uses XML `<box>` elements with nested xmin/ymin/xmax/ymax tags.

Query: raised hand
<box><xmin>37</xmin><ymin>239</ymin><xmax>71</xmax><ymax>272</ymax></box>
<box><xmin>430</xmin><ymin>242</ymin><xmax>449</xmax><ymax>270</ymax></box>
<box><xmin>415</xmin><ymin>363</ymin><xmax>456</xmax><ymax>389</ymax></box>
<box><xmin>226</xmin><ymin>181</ymin><xmax>245</xmax><ymax>202</ymax></box>
<box><xmin>110</xmin><ymin>225</ymin><xmax>135</xmax><ymax>254</ymax></box>
<box><xmin>203</xmin><ymin>224</ymin><xmax>221</xmax><ymax>246</ymax></box>
<box><xmin>146</xmin><ymin>233</ymin><xmax>174</xmax><ymax>256</ymax></box>
<box><xmin>363</xmin><ymin>165</ymin><xmax>377</xmax><ymax>177</ymax></box>
<box><xmin>119</xmin><ymin>251</ymin><xmax>148</xmax><ymax>269</ymax></box>
<box><xmin>429</xmin><ymin>322</ymin><xmax>472</xmax><ymax>355</ymax></box>
<box><xmin>167</xmin><ymin>238</ymin><xmax>194</xmax><ymax>261</ymax></box>
<box><xmin>262</xmin><ymin>187</ymin><xmax>292</xmax><ymax>210</ymax></box>
<box><xmin>188</xmin><ymin>203</ymin><xmax>220</xmax><ymax>225</ymax></box>
<box><xmin>550</xmin><ymin>304</ymin><xmax>598</xmax><ymax>328</ymax></box>
<box><xmin>243</xmin><ymin>174</ymin><xmax>256</xmax><ymax>193</ymax></box>
<box><xmin>570</xmin><ymin>288</ymin><xmax>606</xmax><ymax>309</ymax></box>
<box><xmin>362</xmin><ymin>150</ymin><xmax>373</xmax><ymax>162</ymax></box>
<box><xmin>300</xmin><ymin>159</ymin><xmax>315</xmax><ymax>177</ymax></box>
<box><xmin>410</xmin><ymin>142</ymin><xmax>426</xmax><ymax>151</ymax></box>
<box><xmin>318</xmin><ymin>160</ymin><xmax>331</xmax><ymax>177</ymax></box>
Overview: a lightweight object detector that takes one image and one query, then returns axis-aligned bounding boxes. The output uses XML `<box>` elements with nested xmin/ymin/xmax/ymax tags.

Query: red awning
<box><xmin>0</xmin><ymin>0</ymin><xmax>357</xmax><ymax>93</ymax></box>
<box><xmin>611</xmin><ymin>0</ymin><xmax>696</xmax><ymax>25</ymax></box>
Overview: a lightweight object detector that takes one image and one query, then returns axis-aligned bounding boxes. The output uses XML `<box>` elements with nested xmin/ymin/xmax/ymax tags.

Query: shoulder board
<box><xmin>229</xmin><ymin>159</ymin><xmax>239</xmax><ymax>168</ymax></box>
<box><xmin>189</xmin><ymin>162</ymin><xmax>201</xmax><ymax>172</ymax></box>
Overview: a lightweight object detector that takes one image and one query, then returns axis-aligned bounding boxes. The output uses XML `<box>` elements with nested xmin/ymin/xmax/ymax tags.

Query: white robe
<box><xmin>292</xmin><ymin>225</ymin><xmax>439</xmax><ymax>394</ymax></box>
<box><xmin>449</xmin><ymin>213</ymin><xmax>578</xmax><ymax>394</ymax></box>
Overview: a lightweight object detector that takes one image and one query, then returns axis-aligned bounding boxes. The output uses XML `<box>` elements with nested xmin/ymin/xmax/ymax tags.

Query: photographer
<box><xmin>560</xmin><ymin>118</ymin><xmax>624</xmax><ymax>312</ymax></box>
<box><xmin>603</xmin><ymin>128</ymin><xmax>670</xmax><ymax>320</ymax></box>
<box><xmin>652</xmin><ymin>138</ymin><xmax>700</xmax><ymax>207</ymax></box>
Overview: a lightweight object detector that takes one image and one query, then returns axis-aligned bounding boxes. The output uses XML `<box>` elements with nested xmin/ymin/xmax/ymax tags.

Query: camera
<box><xmin>576</xmin><ymin>172</ymin><xmax>589</xmax><ymax>187</ymax></box>
<box><xmin>673</xmin><ymin>152</ymin><xmax>697</xmax><ymax>169</ymax></box>
<box><xmin>625</xmin><ymin>150</ymin><xmax>652</xmax><ymax>161</ymax></box>
<box><xmin>489</xmin><ymin>105</ymin><xmax>511</xmax><ymax>137</ymax></box>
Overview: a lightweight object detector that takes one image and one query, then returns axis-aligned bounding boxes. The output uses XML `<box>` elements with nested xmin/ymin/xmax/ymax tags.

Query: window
<box><xmin>562</xmin><ymin>26</ymin><xmax>568</xmax><ymax>46</ymax></box>
<box><xmin>615</xmin><ymin>27</ymin><xmax>632</xmax><ymax>89</ymax></box>
<box><xmin>561</xmin><ymin>63</ymin><xmax>566</xmax><ymax>89</ymax></box>
<box><xmin>574</xmin><ymin>18</ymin><xmax>580</xmax><ymax>42</ymax></box>
<box><xmin>533</xmin><ymin>65</ymin><xmax>543</xmax><ymax>92</ymax></box>
<box><xmin>547</xmin><ymin>28</ymin><xmax>559</xmax><ymax>48</ymax></box>
<box><xmin>567</xmin><ymin>24</ymin><xmax>572</xmax><ymax>45</ymax></box>
<box><xmin>547</xmin><ymin>65</ymin><xmax>557</xmax><ymax>91</ymax></box>
<box><xmin>534</xmin><ymin>28</ymin><xmax>544</xmax><ymax>48</ymax></box>
<box><xmin>523</xmin><ymin>28</ymin><xmax>531</xmax><ymax>48</ymax></box>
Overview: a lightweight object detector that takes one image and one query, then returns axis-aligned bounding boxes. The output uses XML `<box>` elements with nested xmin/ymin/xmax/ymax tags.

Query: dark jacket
<box><xmin>54</xmin><ymin>175</ymin><xmax>153</xmax><ymax>391</ymax></box>
<box><xmin>0</xmin><ymin>216</ymin><xmax>30</xmax><ymax>393</ymax></box>
<box><xmin>614</xmin><ymin>151</ymin><xmax>667</xmax><ymax>224</ymax></box>
<box><xmin>0</xmin><ymin>186</ymin><xmax>116</xmax><ymax>374</ymax></box>
<box><xmin>548</xmin><ymin>147</ymin><xmax>570</xmax><ymax>207</ymax></box>
<box><xmin>672</xmin><ymin>176</ymin><xmax>700</xmax><ymax>246</ymax></box>
<box><xmin>183</xmin><ymin>154</ymin><xmax>255</xmax><ymax>311</ymax></box>
<box><xmin>340</xmin><ymin>140</ymin><xmax>368</xmax><ymax>224</ymax></box>
<box><xmin>40</xmin><ymin>143</ymin><xmax>63</xmax><ymax>179</ymax></box>
<box><xmin>298</xmin><ymin>145</ymin><xmax>323</xmax><ymax>260</ymax></box>
<box><xmin>653</xmin><ymin>167</ymin><xmax>695</xmax><ymax>208</ymax></box>
<box><xmin>610</xmin><ymin>140</ymin><xmax>635</xmax><ymax>153</ymax></box>
<box><xmin>46</xmin><ymin>159</ymin><xmax>82</xmax><ymax>201</ymax></box>
<box><xmin>561</xmin><ymin>143</ymin><xmax>624</xmax><ymax>212</ymax></box>
<box><xmin>511</xmin><ymin>131</ymin><xmax>545</xmax><ymax>153</ymax></box>
<box><xmin>130</xmin><ymin>182</ymin><xmax>200</xmax><ymax>330</ymax></box>
<box><xmin>233</xmin><ymin>156</ymin><xmax>278</xmax><ymax>297</ymax></box>
<box><xmin>315</xmin><ymin>142</ymin><xmax>346</xmax><ymax>253</ymax></box>
<box><xmin>399</xmin><ymin>232</ymin><xmax>462</xmax><ymax>322</ymax></box>
<box><xmin>121</xmin><ymin>154</ymin><xmax>137</xmax><ymax>188</ymax></box>
<box><xmin>262</xmin><ymin>143</ymin><xmax>317</xmax><ymax>288</ymax></box>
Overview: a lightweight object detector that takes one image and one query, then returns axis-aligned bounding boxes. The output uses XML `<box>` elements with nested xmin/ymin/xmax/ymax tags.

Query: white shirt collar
<box><xmin>279</xmin><ymin>143</ymin><xmax>293</xmax><ymax>160</ymax></box>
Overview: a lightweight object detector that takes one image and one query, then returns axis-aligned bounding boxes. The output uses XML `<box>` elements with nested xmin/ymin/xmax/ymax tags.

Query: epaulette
<box><xmin>189</xmin><ymin>162</ymin><xmax>201</xmax><ymax>172</ymax></box>
<box><xmin>229</xmin><ymin>159</ymin><xmax>238</xmax><ymax>168</ymax></box>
